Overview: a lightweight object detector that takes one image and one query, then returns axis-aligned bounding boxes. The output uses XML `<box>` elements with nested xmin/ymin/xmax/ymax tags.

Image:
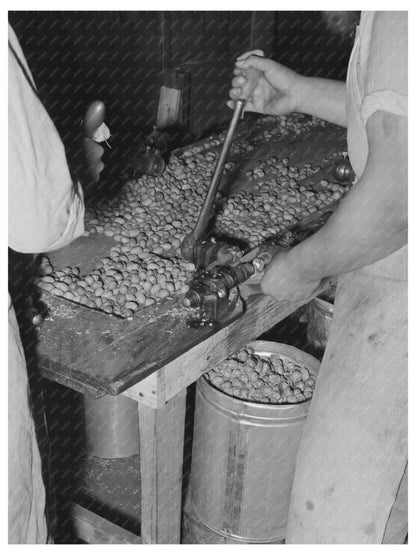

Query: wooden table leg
<box><xmin>138</xmin><ymin>389</ymin><xmax>187</xmax><ymax>544</ymax></box>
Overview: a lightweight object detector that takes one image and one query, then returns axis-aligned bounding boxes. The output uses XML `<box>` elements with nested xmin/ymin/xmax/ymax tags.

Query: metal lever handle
<box><xmin>181</xmin><ymin>66</ymin><xmax>262</xmax><ymax>263</ymax></box>
<box><xmin>194</xmin><ymin>98</ymin><xmax>246</xmax><ymax>239</ymax></box>
<box><xmin>181</xmin><ymin>98</ymin><xmax>246</xmax><ymax>261</ymax></box>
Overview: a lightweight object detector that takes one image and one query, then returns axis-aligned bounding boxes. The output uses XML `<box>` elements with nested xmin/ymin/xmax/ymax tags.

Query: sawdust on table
<box><xmin>44</xmin><ymin>299</ymin><xmax>78</xmax><ymax>320</ymax></box>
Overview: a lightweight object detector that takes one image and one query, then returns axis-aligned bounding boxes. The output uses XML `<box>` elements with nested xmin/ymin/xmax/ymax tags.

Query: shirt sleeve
<box><xmin>361</xmin><ymin>11</ymin><xmax>407</xmax><ymax>124</ymax></box>
<box><xmin>8</xmin><ymin>24</ymin><xmax>85</xmax><ymax>254</ymax></box>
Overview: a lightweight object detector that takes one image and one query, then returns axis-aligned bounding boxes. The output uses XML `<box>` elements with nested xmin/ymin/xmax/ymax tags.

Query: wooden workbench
<box><xmin>36</xmin><ymin>119</ymin><xmax>347</xmax><ymax>544</ymax></box>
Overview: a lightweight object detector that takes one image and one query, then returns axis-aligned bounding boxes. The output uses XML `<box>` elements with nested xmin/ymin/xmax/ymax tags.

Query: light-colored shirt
<box><xmin>8</xmin><ymin>24</ymin><xmax>85</xmax><ymax>254</ymax></box>
<box><xmin>346</xmin><ymin>11</ymin><xmax>407</xmax><ymax>281</ymax></box>
<box><xmin>8</xmin><ymin>24</ymin><xmax>85</xmax><ymax>543</ymax></box>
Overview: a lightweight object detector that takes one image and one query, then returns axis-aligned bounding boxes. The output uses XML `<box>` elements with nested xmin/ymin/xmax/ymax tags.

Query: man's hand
<box><xmin>71</xmin><ymin>100</ymin><xmax>107</xmax><ymax>189</ymax></box>
<box><xmin>80</xmin><ymin>136</ymin><xmax>104</xmax><ymax>185</ymax></box>
<box><xmin>81</xmin><ymin>100</ymin><xmax>108</xmax><ymax>186</ymax></box>
<box><xmin>261</xmin><ymin>249</ymin><xmax>323</xmax><ymax>303</ymax></box>
<box><xmin>227</xmin><ymin>50</ymin><xmax>302</xmax><ymax>116</ymax></box>
<box><xmin>228</xmin><ymin>50</ymin><xmax>347</xmax><ymax>126</ymax></box>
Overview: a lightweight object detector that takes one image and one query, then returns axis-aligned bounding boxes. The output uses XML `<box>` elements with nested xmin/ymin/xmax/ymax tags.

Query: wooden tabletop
<box><xmin>37</xmin><ymin>120</ymin><xmax>346</xmax><ymax>398</ymax></box>
<box><xmin>37</xmin><ymin>291</ymin><xmax>243</xmax><ymax>397</ymax></box>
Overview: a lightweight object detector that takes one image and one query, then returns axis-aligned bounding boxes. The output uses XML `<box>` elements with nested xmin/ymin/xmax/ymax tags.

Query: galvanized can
<box><xmin>83</xmin><ymin>394</ymin><xmax>140</xmax><ymax>459</ymax></box>
<box><xmin>189</xmin><ymin>341</ymin><xmax>320</xmax><ymax>543</ymax></box>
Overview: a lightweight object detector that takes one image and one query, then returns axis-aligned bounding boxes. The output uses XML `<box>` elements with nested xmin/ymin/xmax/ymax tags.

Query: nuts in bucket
<box><xmin>206</xmin><ymin>345</ymin><xmax>316</xmax><ymax>404</ymax></box>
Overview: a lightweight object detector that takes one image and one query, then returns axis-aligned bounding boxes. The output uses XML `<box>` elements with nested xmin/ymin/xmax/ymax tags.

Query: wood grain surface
<box><xmin>69</xmin><ymin>502</ymin><xmax>141</xmax><ymax>544</ymax></box>
<box><xmin>37</xmin><ymin>122</ymin><xmax>346</xmax><ymax>398</ymax></box>
<box><xmin>138</xmin><ymin>389</ymin><xmax>187</xmax><ymax>543</ymax></box>
<box><xmin>37</xmin><ymin>292</ymin><xmax>243</xmax><ymax>397</ymax></box>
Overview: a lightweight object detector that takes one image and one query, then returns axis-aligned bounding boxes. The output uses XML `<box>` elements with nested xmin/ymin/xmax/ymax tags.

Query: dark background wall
<box><xmin>9</xmin><ymin>10</ymin><xmax>357</xmax><ymax>186</ymax></box>
<box><xmin>275</xmin><ymin>11</ymin><xmax>359</xmax><ymax>79</ymax></box>
<box><xmin>9</xmin><ymin>12</ymin><xmax>276</xmax><ymax>146</ymax></box>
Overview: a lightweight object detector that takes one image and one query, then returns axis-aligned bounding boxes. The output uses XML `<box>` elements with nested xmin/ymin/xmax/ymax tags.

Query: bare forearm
<box><xmin>286</xmin><ymin>179</ymin><xmax>406</xmax><ymax>283</ymax></box>
<box><xmin>261</xmin><ymin>110</ymin><xmax>407</xmax><ymax>299</ymax></box>
<box><xmin>297</xmin><ymin>77</ymin><xmax>347</xmax><ymax>127</ymax></box>
<box><xmin>278</xmin><ymin>111</ymin><xmax>406</xmax><ymax>281</ymax></box>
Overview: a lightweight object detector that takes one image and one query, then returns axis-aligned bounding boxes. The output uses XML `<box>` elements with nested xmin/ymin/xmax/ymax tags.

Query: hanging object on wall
<box><xmin>156</xmin><ymin>70</ymin><xmax>191</xmax><ymax>130</ymax></box>
<box><xmin>157</xmin><ymin>85</ymin><xmax>182</xmax><ymax>129</ymax></box>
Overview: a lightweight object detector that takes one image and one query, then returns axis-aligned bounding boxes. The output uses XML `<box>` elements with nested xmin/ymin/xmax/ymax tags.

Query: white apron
<box><xmin>286</xmin><ymin>11</ymin><xmax>407</xmax><ymax>543</ymax></box>
<box><xmin>8</xmin><ymin>24</ymin><xmax>84</xmax><ymax>543</ymax></box>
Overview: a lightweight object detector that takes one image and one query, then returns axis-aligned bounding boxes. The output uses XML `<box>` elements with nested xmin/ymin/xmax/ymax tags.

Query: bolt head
<box><xmin>32</xmin><ymin>313</ymin><xmax>43</xmax><ymax>326</ymax></box>
<box><xmin>252</xmin><ymin>258</ymin><xmax>265</xmax><ymax>272</ymax></box>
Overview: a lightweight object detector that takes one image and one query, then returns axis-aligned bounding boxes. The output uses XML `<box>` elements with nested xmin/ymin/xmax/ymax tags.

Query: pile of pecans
<box><xmin>37</xmin><ymin>253</ymin><xmax>195</xmax><ymax>318</ymax></box>
<box><xmin>215</xmin><ymin>161</ymin><xmax>347</xmax><ymax>248</ymax></box>
<box><xmin>36</xmin><ymin>114</ymin><xmax>347</xmax><ymax>317</ymax></box>
<box><xmin>206</xmin><ymin>345</ymin><xmax>316</xmax><ymax>404</ymax></box>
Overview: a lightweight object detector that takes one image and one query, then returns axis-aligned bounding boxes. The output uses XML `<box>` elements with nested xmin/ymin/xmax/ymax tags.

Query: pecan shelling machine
<box><xmin>180</xmin><ymin>85</ymin><xmax>353</xmax><ymax>325</ymax></box>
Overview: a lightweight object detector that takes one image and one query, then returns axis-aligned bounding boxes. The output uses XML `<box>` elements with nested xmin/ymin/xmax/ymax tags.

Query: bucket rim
<box><xmin>246</xmin><ymin>340</ymin><xmax>320</xmax><ymax>373</ymax></box>
<box><xmin>200</xmin><ymin>340</ymin><xmax>320</xmax><ymax>413</ymax></box>
<box><xmin>201</xmin><ymin>374</ymin><xmax>311</xmax><ymax>407</ymax></box>
<box><xmin>198</xmin><ymin>375</ymin><xmax>312</xmax><ymax>421</ymax></box>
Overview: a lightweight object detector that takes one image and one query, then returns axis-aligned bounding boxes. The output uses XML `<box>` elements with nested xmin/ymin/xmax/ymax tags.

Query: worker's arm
<box><xmin>261</xmin><ymin>109</ymin><xmax>407</xmax><ymax>301</ymax></box>
<box><xmin>296</xmin><ymin>76</ymin><xmax>346</xmax><ymax>127</ymax></box>
<box><xmin>8</xmin><ymin>24</ymin><xmax>105</xmax><ymax>254</ymax></box>
<box><xmin>228</xmin><ymin>50</ymin><xmax>347</xmax><ymax>127</ymax></box>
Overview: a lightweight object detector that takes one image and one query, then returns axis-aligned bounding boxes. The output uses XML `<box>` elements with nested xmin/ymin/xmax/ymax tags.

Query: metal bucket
<box><xmin>83</xmin><ymin>394</ymin><xmax>140</xmax><ymax>459</ymax></box>
<box><xmin>189</xmin><ymin>341</ymin><xmax>320</xmax><ymax>543</ymax></box>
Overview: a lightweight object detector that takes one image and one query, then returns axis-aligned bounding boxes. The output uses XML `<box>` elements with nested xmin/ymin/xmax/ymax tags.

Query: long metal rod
<box><xmin>193</xmin><ymin>99</ymin><xmax>246</xmax><ymax>240</ymax></box>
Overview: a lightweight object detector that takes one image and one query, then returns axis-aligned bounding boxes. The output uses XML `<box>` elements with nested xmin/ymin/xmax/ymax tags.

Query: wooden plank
<box><xmin>160</xmin><ymin>69</ymin><xmax>191</xmax><ymax>128</ymax></box>
<box><xmin>122</xmin><ymin>370</ymin><xmax>162</xmax><ymax>409</ymax></box>
<box><xmin>138</xmin><ymin>389</ymin><xmax>186</xmax><ymax>544</ymax></box>
<box><xmin>156</xmin><ymin>85</ymin><xmax>181</xmax><ymax>128</ymax></box>
<box><xmin>157</xmin><ymin>65</ymin><xmax>191</xmax><ymax>129</ymax></box>
<box><xmin>39</xmin><ymin>356</ymin><xmax>107</xmax><ymax>398</ymax></box>
<box><xmin>37</xmin><ymin>294</ymin><xmax>243</xmax><ymax>396</ymax></box>
<box><xmin>70</xmin><ymin>502</ymin><xmax>141</xmax><ymax>544</ymax></box>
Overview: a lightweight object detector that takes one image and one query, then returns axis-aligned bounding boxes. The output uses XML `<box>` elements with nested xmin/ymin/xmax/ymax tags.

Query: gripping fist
<box><xmin>261</xmin><ymin>249</ymin><xmax>322</xmax><ymax>303</ymax></box>
<box><xmin>228</xmin><ymin>50</ymin><xmax>302</xmax><ymax>116</ymax></box>
<box><xmin>68</xmin><ymin>100</ymin><xmax>108</xmax><ymax>189</ymax></box>
<box><xmin>80</xmin><ymin>100</ymin><xmax>109</xmax><ymax>186</ymax></box>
